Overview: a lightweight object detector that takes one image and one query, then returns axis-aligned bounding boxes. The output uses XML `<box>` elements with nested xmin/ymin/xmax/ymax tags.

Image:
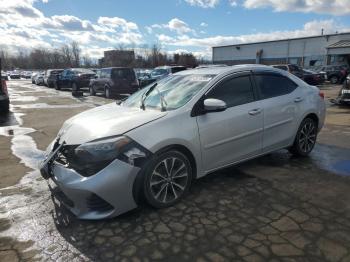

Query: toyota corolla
<box><xmin>40</xmin><ymin>65</ymin><xmax>326</xmax><ymax>219</ymax></box>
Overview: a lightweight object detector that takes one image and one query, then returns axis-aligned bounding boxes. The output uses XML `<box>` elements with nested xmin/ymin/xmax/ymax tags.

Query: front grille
<box><xmin>86</xmin><ymin>194</ymin><xmax>114</xmax><ymax>212</ymax></box>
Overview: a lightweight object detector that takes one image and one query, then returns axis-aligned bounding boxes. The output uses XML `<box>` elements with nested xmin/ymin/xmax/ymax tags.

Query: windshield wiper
<box><xmin>140</xmin><ymin>83</ymin><xmax>157</xmax><ymax>110</ymax></box>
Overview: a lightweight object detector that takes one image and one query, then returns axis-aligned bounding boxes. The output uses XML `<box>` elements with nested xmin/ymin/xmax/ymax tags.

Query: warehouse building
<box><xmin>212</xmin><ymin>32</ymin><xmax>350</xmax><ymax>68</ymax></box>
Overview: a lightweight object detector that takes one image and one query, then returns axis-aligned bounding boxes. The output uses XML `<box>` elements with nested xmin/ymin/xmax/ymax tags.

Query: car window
<box><xmin>206</xmin><ymin>75</ymin><xmax>255</xmax><ymax>108</ymax></box>
<box><xmin>254</xmin><ymin>73</ymin><xmax>298</xmax><ymax>99</ymax></box>
<box><xmin>171</xmin><ymin>67</ymin><xmax>186</xmax><ymax>74</ymax></box>
<box><xmin>289</xmin><ymin>65</ymin><xmax>301</xmax><ymax>72</ymax></box>
<box><xmin>101</xmin><ymin>69</ymin><xmax>111</xmax><ymax>78</ymax></box>
<box><xmin>273</xmin><ymin>66</ymin><xmax>288</xmax><ymax>71</ymax></box>
<box><xmin>123</xmin><ymin>74</ymin><xmax>215</xmax><ymax>111</ymax></box>
<box><xmin>112</xmin><ymin>69</ymin><xmax>135</xmax><ymax>80</ymax></box>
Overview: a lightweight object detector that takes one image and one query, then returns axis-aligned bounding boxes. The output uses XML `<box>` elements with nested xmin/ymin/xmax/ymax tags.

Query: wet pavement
<box><xmin>0</xmin><ymin>80</ymin><xmax>350</xmax><ymax>261</ymax></box>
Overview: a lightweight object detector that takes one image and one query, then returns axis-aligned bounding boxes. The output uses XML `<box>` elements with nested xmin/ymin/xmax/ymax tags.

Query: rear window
<box><xmin>254</xmin><ymin>73</ymin><xmax>298</xmax><ymax>99</ymax></box>
<box><xmin>111</xmin><ymin>68</ymin><xmax>135</xmax><ymax>80</ymax></box>
<box><xmin>171</xmin><ymin>67</ymin><xmax>186</xmax><ymax>74</ymax></box>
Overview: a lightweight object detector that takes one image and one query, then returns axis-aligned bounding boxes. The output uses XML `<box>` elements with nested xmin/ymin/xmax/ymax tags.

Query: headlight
<box><xmin>70</xmin><ymin>136</ymin><xmax>149</xmax><ymax>177</ymax></box>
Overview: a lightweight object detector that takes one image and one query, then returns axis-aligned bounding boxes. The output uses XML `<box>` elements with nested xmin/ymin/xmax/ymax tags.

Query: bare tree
<box><xmin>71</xmin><ymin>41</ymin><xmax>81</xmax><ymax>67</ymax></box>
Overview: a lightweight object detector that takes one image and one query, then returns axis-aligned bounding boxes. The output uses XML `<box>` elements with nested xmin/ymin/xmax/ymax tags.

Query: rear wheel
<box><xmin>330</xmin><ymin>75</ymin><xmax>339</xmax><ymax>84</ymax></box>
<box><xmin>289</xmin><ymin>118</ymin><xmax>317</xmax><ymax>157</ymax></box>
<box><xmin>89</xmin><ymin>86</ymin><xmax>96</xmax><ymax>96</ymax></box>
<box><xmin>142</xmin><ymin>150</ymin><xmax>192</xmax><ymax>209</ymax></box>
<box><xmin>104</xmin><ymin>86</ymin><xmax>111</xmax><ymax>98</ymax></box>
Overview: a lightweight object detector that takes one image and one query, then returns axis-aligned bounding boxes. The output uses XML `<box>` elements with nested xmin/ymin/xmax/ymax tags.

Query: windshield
<box><xmin>123</xmin><ymin>74</ymin><xmax>215</xmax><ymax>111</ymax></box>
<box><xmin>151</xmin><ymin>69</ymin><xmax>168</xmax><ymax>77</ymax></box>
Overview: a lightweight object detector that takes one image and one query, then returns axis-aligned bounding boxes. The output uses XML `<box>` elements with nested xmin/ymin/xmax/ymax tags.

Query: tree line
<box><xmin>0</xmin><ymin>42</ymin><xmax>207</xmax><ymax>71</ymax></box>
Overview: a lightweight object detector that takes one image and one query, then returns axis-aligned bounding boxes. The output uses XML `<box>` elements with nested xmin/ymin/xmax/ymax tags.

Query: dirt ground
<box><xmin>0</xmin><ymin>80</ymin><xmax>349</xmax><ymax>261</ymax></box>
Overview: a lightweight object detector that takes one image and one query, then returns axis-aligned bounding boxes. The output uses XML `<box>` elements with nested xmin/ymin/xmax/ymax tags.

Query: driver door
<box><xmin>196</xmin><ymin>72</ymin><xmax>263</xmax><ymax>172</ymax></box>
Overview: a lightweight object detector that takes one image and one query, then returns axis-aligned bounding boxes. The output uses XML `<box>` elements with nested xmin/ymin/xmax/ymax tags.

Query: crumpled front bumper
<box><xmin>43</xmin><ymin>158</ymin><xmax>141</xmax><ymax>220</ymax></box>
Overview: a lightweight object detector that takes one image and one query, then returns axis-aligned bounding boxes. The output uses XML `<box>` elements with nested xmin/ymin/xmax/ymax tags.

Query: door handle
<box><xmin>248</xmin><ymin>108</ymin><xmax>262</xmax><ymax>116</ymax></box>
<box><xmin>294</xmin><ymin>97</ymin><xmax>304</xmax><ymax>103</ymax></box>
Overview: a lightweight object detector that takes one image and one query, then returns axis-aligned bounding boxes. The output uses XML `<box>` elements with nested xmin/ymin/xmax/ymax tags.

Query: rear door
<box><xmin>252</xmin><ymin>72</ymin><xmax>302</xmax><ymax>152</ymax></box>
<box><xmin>196</xmin><ymin>72</ymin><xmax>264</xmax><ymax>172</ymax></box>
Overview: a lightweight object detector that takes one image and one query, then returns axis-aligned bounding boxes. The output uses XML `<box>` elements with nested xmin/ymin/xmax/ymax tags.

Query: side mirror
<box><xmin>203</xmin><ymin>98</ymin><xmax>227</xmax><ymax>113</ymax></box>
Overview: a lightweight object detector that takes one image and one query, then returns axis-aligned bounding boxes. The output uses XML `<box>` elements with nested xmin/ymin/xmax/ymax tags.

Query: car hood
<box><xmin>57</xmin><ymin>103</ymin><xmax>167</xmax><ymax>145</ymax></box>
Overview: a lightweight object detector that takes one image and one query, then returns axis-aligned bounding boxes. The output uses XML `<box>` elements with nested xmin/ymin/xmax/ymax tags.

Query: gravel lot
<box><xmin>0</xmin><ymin>80</ymin><xmax>350</xmax><ymax>261</ymax></box>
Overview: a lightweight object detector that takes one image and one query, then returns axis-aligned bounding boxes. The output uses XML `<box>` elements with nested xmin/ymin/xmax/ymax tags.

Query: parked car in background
<box><xmin>9</xmin><ymin>71</ymin><xmax>21</xmax><ymax>79</ymax></box>
<box><xmin>150</xmin><ymin>66</ymin><xmax>187</xmax><ymax>81</ymax></box>
<box><xmin>40</xmin><ymin>64</ymin><xmax>326</xmax><ymax>219</ymax></box>
<box><xmin>31</xmin><ymin>72</ymin><xmax>38</xmax><ymax>84</ymax></box>
<box><xmin>1</xmin><ymin>71</ymin><xmax>8</xmax><ymax>80</ymax></box>
<box><xmin>136</xmin><ymin>69</ymin><xmax>152</xmax><ymax>87</ymax></box>
<box><xmin>89</xmin><ymin>67</ymin><xmax>139</xmax><ymax>98</ymax></box>
<box><xmin>302</xmin><ymin>69</ymin><xmax>325</xmax><ymax>85</ymax></box>
<box><xmin>44</xmin><ymin>69</ymin><xmax>64</xmax><ymax>88</ymax></box>
<box><xmin>318</xmin><ymin>65</ymin><xmax>348</xmax><ymax>84</ymax></box>
<box><xmin>35</xmin><ymin>73</ymin><xmax>45</xmax><ymax>85</ymax></box>
<box><xmin>54</xmin><ymin>68</ymin><xmax>96</xmax><ymax>91</ymax></box>
<box><xmin>272</xmin><ymin>64</ymin><xmax>304</xmax><ymax>79</ymax></box>
<box><xmin>0</xmin><ymin>75</ymin><xmax>9</xmax><ymax>113</ymax></box>
<box><xmin>21</xmin><ymin>71</ymin><xmax>32</xmax><ymax>79</ymax></box>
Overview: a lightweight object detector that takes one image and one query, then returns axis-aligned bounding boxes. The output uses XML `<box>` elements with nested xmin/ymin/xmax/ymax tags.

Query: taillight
<box><xmin>319</xmin><ymin>91</ymin><xmax>324</xmax><ymax>99</ymax></box>
<box><xmin>1</xmin><ymin>80</ymin><xmax>8</xmax><ymax>95</ymax></box>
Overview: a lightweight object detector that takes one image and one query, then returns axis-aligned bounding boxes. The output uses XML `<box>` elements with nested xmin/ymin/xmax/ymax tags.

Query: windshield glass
<box><xmin>123</xmin><ymin>74</ymin><xmax>215</xmax><ymax>111</ymax></box>
<box><xmin>151</xmin><ymin>69</ymin><xmax>168</xmax><ymax>77</ymax></box>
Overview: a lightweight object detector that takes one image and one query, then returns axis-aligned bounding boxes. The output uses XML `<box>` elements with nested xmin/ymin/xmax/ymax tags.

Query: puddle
<box><xmin>330</xmin><ymin>160</ymin><xmax>350</xmax><ymax>176</ymax></box>
<box><xmin>12</xmin><ymin>103</ymin><xmax>89</xmax><ymax>109</ymax></box>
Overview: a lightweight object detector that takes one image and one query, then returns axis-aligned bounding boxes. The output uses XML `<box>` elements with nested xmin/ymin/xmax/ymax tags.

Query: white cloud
<box><xmin>242</xmin><ymin>0</ymin><xmax>350</xmax><ymax>15</ymax></box>
<box><xmin>200</xmin><ymin>22</ymin><xmax>208</xmax><ymax>27</ymax></box>
<box><xmin>97</xmin><ymin>16</ymin><xmax>138</xmax><ymax>31</ymax></box>
<box><xmin>229</xmin><ymin>0</ymin><xmax>238</xmax><ymax>6</ymax></box>
<box><xmin>184</xmin><ymin>0</ymin><xmax>220</xmax><ymax>8</ymax></box>
<box><xmin>167</xmin><ymin>18</ymin><xmax>192</xmax><ymax>34</ymax></box>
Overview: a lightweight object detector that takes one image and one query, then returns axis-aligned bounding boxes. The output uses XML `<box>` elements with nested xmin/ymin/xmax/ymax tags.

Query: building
<box><xmin>212</xmin><ymin>32</ymin><xmax>350</xmax><ymax>68</ymax></box>
<box><xmin>99</xmin><ymin>50</ymin><xmax>135</xmax><ymax>67</ymax></box>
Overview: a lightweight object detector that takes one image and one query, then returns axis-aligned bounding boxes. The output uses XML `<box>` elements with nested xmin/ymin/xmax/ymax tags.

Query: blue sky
<box><xmin>1</xmin><ymin>0</ymin><xmax>350</xmax><ymax>59</ymax></box>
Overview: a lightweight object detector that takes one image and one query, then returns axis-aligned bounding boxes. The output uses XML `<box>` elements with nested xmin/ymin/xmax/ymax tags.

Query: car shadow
<box><xmin>49</xmin><ymin>147</ymin><xmax>350</xmax><ymax>260</ymax></box>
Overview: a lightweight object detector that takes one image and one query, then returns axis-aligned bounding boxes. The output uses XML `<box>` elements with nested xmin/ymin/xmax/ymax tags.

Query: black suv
<box><xmin>89</xmin><ymin>67</ymin><xmax>139</xmax><ymax>98</ymax></box>
<box><xmin>54</xmin><ymin>68</ymin><xmax>96</xmax><ymax>91</ymax></box>
<box><xmin>44</xmin><ymin>69</ymin><xmax>64</xmax><ymax>88</ymax></box>
<box><xmin>318</xmin><ymin>65</ymin><xmax>348</xmax><ymax>84</ymax></box>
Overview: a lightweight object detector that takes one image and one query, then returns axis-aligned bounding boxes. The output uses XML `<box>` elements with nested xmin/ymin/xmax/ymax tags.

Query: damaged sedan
<box><xmin>40</xmin><ymin>65</ymin><xmax>326</xmax><ymax>219</ymax></box>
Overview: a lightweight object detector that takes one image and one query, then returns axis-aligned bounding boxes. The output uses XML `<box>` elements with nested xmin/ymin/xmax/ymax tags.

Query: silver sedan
<box><xmin>40</xmin><ymin>65</ymin><xmax>326</xmax><ymax>219</ymax></box>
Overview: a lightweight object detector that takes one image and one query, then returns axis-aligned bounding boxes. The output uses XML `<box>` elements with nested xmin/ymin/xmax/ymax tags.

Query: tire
<box><xmin>0</xmin><ymin>101</ymin><xmax>9</xmax><ymax>114</ymax></box>
<box><xmin>54</xmin><ymin>82</ymin><xmax>60</xmax><ymax>90</ymax></box>
<box><xmin>141</xmin><ymin>150</ymin><xmax>192</xmax><ymax>209</ymax></box>
<box><xmin>72</xmin><ymin>82</ymin><xmax>79</xmax><ymax>92</ymax></box>
<box><xmin>104</xmin><ymin>86</ymin><xmax>111</xmax><ymax>98</ymax></box>
<box><xmin>330</xmin><ymin>75</ymin><xmax>339</xmax><ymax>84</ymax></box>
<box><xmin>89</xmin><ymin>86</ymin><xmax>96</xmax><ymax>96</ymax></box>
<box><xmin>289</xmin><ymin>118</ymin><xmax>317</xmax><ymax>157</ymax></box>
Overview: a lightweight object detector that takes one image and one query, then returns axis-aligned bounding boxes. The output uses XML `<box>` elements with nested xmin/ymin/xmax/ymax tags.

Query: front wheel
<box><xmin>142</xmin><ymin>150</ymin><xmax>192</xmax><ymax>209</ymax></box>
<box><xmin>54</xmin><ymin>82</ymin><xmax>60</xmax><ymax>90</ymax></box>
<box><xmin>330</xmin><ymin>75</ymin><xmax>339</xmax><ymax>84</ymax></box>
<box><xmin>72</xmin><ymin>82</ymin><xmax>79</xmax><ymax>92</ymax></box>
<box><xmin>289</xmin><ymin>118</ymin><xmax>317</xmax><ymax>157</ymax></box>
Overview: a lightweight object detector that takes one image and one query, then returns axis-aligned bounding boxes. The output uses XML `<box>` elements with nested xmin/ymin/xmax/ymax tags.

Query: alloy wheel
<box><xmin>298</xmin><ymin>120</ymin><xmax>316</xmax><ymax>153</ymax></box>
<box><xmin>149</xmin><ymin>157</ymin><xmax>189</xmax><ymax>204</ymax></box>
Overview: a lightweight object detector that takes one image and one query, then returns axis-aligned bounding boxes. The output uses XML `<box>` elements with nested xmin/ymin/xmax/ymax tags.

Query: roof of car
<box><xmin>175</xmin><ymin>64</ymin><xmax>277</xmax><ymax>76</ymax></box>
